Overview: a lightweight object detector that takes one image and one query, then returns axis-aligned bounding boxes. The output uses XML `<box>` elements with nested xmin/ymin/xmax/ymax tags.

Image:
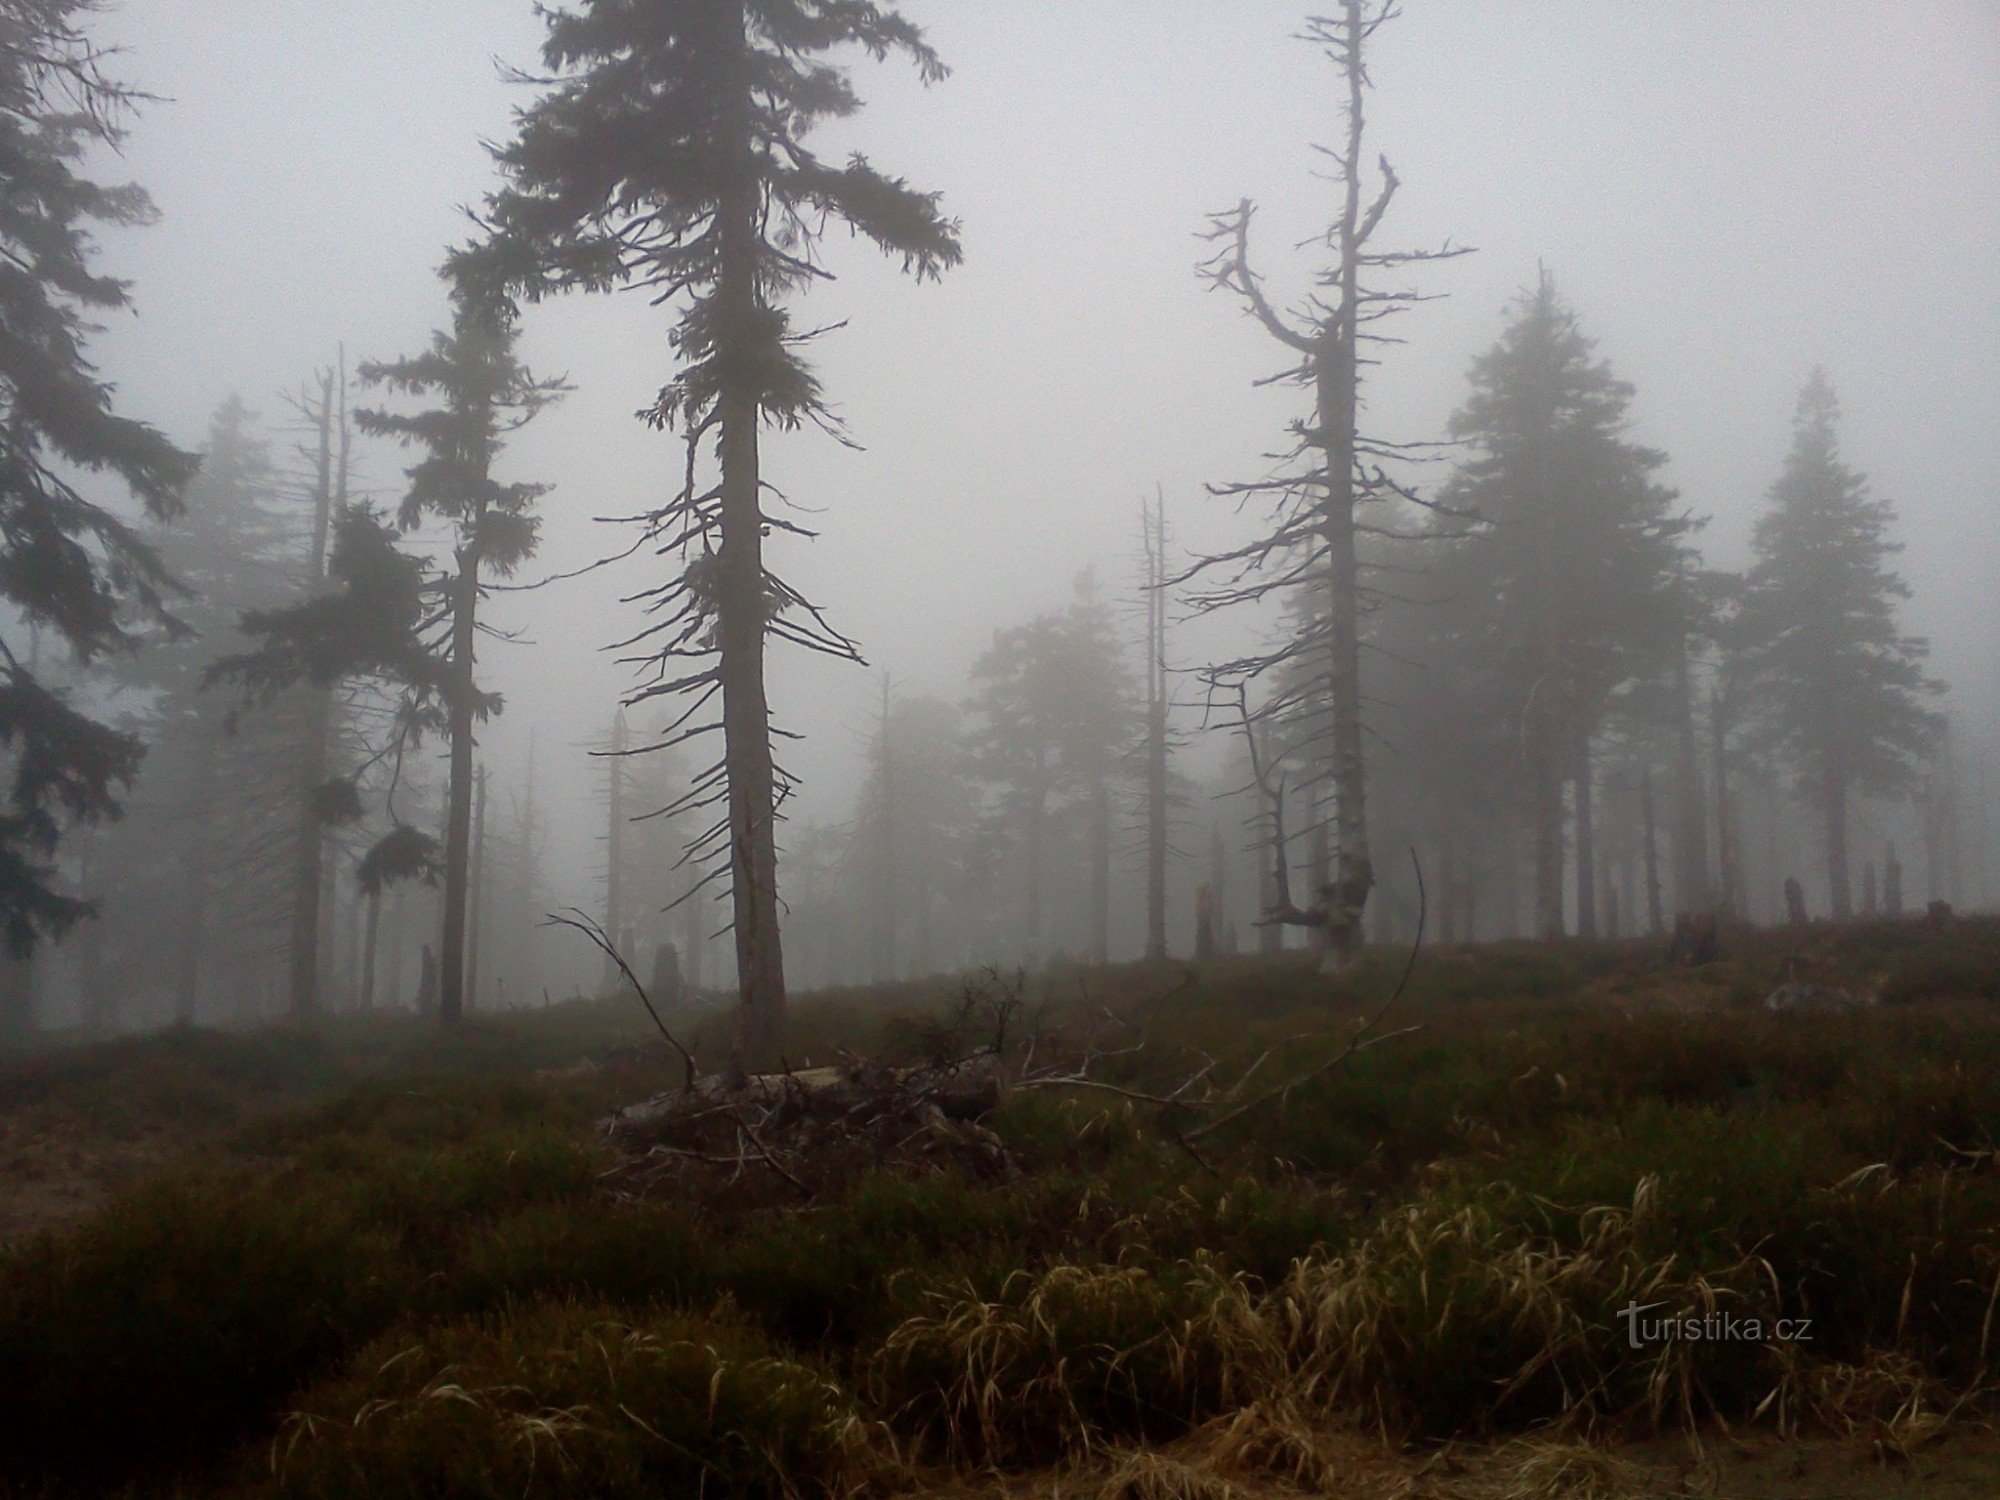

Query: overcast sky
<box><xmin>88</xmin><ymin>0</ymin><xmax>2000</xmax><ymax>924</ymax></box>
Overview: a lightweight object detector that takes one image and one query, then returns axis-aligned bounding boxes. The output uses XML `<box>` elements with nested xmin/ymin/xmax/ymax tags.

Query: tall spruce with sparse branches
<box><xmin>465</xmin><ymin>0</ymin><xmax>960</xmax><ymax>1058</ymax></box>
<box><xmin>1737</xmin><ymin>370</ymin><xmax>1941</xmax><ymax>920</ymax></box>
<box><xmin>355</xmin><ymin>286</ymin><xmax>565</xmax><ymax>1024</ymax></box>
<box><xmin>0</xmin><ymin>1</ymin><xmax>195</xmax><ymax>964</ymax></box>
<box><xmin>1184</xmin><ymin>0</ymin><xmax>1464</xmax><ymax>969</ymax></box>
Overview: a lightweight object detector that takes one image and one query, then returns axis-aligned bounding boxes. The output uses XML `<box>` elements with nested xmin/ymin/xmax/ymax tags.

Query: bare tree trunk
<box><xmin>712</xmin><ymin>74</ymin><xmax>788</xmax><ymax>1055</ymax></box>
<box><xmin>1024</xmin><ymin>766</ymin><xmax>1045</xmax><ymax>961</ymax></box>
<box><xmin>467</xmin><ymin>763</ymin><xmax>487</xmax><ymax>1008</ymax></box>
<box><xmin>1312</xmin><ymin>0</ymin><xmax>1378</xmax><ymax>969</ymax></box>
<box><xmin>1143</xmin><ymin>489</ymin><xmax>1169</xmax><ymax>960</ymax></box>
<box><xmin>1640</xmin><ymin>766</ymin><xmax>1665</xmax><ymax>935</ymax></box>
<box><xmin>1307</xmin><ymin>796</ymin><xmax>1332</xmax><ymax>958</ymax></box>
<box><xmin>437</xmin><ymin>553</ymin><xmax>482</xmax><ymax>1025</ymax></box>
<box><xmin>386</xmin><ymin>885</ymin><xmax>407</xmax><ymax>1008</ymax></box>
<box><xmin>1533</xmin><ymin>753</ymin><xmax>1566</xmax><ymax>939</ymax></box>
<box><xmin>1672</xmin><ymin>654</ymin><xmax>1712</xmax><ymax>916</ymax></box>
<box><xmin>1090</xmin><ymin>771</ymin><xmax>1111</xmax><ymax>966</ymax></box>
<box><xmin>1711</xmin><ymin>687</ymin><xmax>1741</xmax><ymax>919</ymax></box>
<box><xmin>1574</xmin><ymin>739</ymin><xmax>1598</xmax><ymax>939</ymax></box>
<box><xmin>287</xmin><ymin>367</ymin><xmax>341</xmax><ymax>1021</ymax></box>
<box><xmin>362</xmin><ymin>892</ymin><xmax>380</xmax><ymax>1012</ymax></box>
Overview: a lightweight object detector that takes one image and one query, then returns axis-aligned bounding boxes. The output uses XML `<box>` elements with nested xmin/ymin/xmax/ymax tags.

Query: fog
<box><xmin>36</xmin><ymin>0</ymin><xmax>2000</xmax><ymax>1011</ymax></box>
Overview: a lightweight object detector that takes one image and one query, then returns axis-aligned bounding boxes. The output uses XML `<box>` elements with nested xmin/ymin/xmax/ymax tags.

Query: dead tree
<box><xmin>1182</xmin><ymin>1</ymin><xmax>1465</xmax><ymax>970</ymax></box>
<box><xmin>279</xmin><ymin>358</ymin><xmax>349</xmax><ymax>1019</ymax></box>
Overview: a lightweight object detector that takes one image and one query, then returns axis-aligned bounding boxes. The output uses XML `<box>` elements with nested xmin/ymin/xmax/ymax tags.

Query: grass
<box><xmin>1</xmin><ymin>916</ymin><xmax>1998</xmax><ymax>1494</ymax></box>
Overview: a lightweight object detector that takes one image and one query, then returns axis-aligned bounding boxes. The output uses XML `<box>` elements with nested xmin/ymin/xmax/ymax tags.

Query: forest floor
<box><xmin>3</xmin><ymin>915</ymin><xmax>2000</xmax><ymax>1497</ymax></box>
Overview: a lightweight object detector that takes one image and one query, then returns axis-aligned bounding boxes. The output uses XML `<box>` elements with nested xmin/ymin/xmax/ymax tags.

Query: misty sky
<box><xmin>87</xmin><ymin>1</ymin><xmax>2000</xmax><ymax>923</ymax></box>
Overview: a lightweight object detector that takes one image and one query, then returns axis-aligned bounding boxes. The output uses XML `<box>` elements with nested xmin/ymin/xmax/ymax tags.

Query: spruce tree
<box><xmin>967</xmin><ymin>576</ymin><xmax>1137</xmax><ymax>964</ymax></box>
<box><xmin>0</xmin><ymin>2</ymin><xmax>196</xmax><ymax>956</ymax></box>
<box><xmin>355</xmin><ymin>286</ymin><xmax>564</xmax><ymax>1024</ymax></box>
<box><xmin>465</xmin><ymin>0</ymin><xmax>960</xmax><ymax>1057</ymax></box>
<box><xmin>1737</xmin><ymin>370</ymin><xmax>1941</xmax><ymax>919</ymax></box>
<box><xmin>1442</xmin><ymin>271</ymin><xmax>1695</xmax><ymax>937</ymax></box>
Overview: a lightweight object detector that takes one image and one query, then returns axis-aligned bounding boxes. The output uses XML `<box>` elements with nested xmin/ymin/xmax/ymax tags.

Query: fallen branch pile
<box><xmin>570</xmin><ymin>858</ymin><xmax>1426</xmax><ymax>1211</ymax></box>
<box><xmin>600</xmin><ymin>1051</ymin><xmax>1018</xmax><ymax>1208</ymax></box>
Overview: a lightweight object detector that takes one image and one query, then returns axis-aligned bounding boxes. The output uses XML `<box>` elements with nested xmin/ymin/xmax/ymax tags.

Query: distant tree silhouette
<box><xmin>968</xmin><ymin>575</ymin><xmax>1137</xmax><ymax>964</ymax></box>
<box><xmin>1440</xmin><ymin>271</ymin><xmax>1697</xmax><ymax>938</ymax></box>
<box><xmin>465</xmin><ymin>0</ymin><xmax>961</xmax><ymax>1059</ymax></box>
<box><xmin>1736</xmin><ymin>371</ymin><xmax>1942</xmax><ymax>919</ymax></box>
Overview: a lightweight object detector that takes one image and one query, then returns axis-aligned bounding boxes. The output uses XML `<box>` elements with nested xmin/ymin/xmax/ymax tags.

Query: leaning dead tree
<box><xmin>1183</xmin><ymin>2</ymin><xmax>1466</xmax><ymax>970</ymax></box>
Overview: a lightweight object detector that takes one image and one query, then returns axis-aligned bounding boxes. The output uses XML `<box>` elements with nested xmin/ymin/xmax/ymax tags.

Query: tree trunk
<box><xmin>359</xmin><ymin>887</ymin><xmax>381</xmax><ymax>1008</ymax></box>
<box><xmin>716</xmin><ymin>160</ymin><xmax>786</xmax><ymax>1057</ymax></box>
<box><xmin>1143</xmin><ymin>490</ymin><xmax>1169</xmax><ymax>961</ymax></box>
<box><xmin>1712</xmin><ymin>688</ymin><xmax>1740</xmax><ymax>918</ymax></box>
<box><xmin>1024</xmin><ymin>770</ymin><xmax>1045</xmax><ymax>961</ymax></box>
<box><xmin>467</xmin><ymin>763</ymin><xmax>487</xmax><ymax>1008</ymax></box>
<box><xmin>1315</xmin><ymin>0</ymin><xmax>1375</xmax><ymax>968</ymax></box>
<box><xmin>1573</xmin><ymin>740</ymin><xmax>1598</xmax><ymax>939</ymax></box>
<box><xmin>1672</xmin><ymin>654</ymin><xmax>1711</xmax><ymax>915</ymax></box>
<box><xmin>437</xmin><ymin>554</ymin><xmax>481</xmax><ymax>1026</ymax></box>
<box><xmin>1533</xmin><ymin>753</ymin><xmax>1565</xmax><ymax>939</ymax></box>
<box><xmin>1090</xmin><ymin>771</ymin><xmax>1111</xmax><ymax>966</ymax></box>
<box><xmin>175</xmin><ymin>737</ymin><xmax>217</xmax><ymax>1024</ymax></box>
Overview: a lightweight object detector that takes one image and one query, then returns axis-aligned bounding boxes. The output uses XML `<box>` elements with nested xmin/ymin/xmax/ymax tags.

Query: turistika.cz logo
<box><xmin>1616</xmin><ymin>1301</ymin><xmax>1813</xmax><ymax>1349</ymax></box>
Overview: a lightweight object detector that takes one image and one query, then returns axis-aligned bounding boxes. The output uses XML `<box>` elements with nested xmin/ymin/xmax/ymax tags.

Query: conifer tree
<box><xmin>355</xmin><ymin>286</ymin><xmax>564</xmax><ymax>1024</ymax></box>
<box><xmin>968</xmin><ymin>576</ymin><xmax>1137</xmax><ymax>963</ymax></box>
<box><xmin>0</xmin><ymin>1</ymin><xmax>195</xmax><ymax>955</ymax></box>
<box><xmin>1441</xmin><ymin>271</ymin><xmax>1695</xmax><ymax>937</ymax></box>
<box><xmin>1737</xmin><ymin>371</ymin><xmax>1941</xmax><ymax>919</ymax></box>
<box><xmin>1186</xmin><ymin>0</ymin><xmax>1463</xmax><ymax>966</ymax></box>
<box><xmin>465</xmin><ymin>0</ymin><xmax>960</xmax><ymax>1057</ymax></box>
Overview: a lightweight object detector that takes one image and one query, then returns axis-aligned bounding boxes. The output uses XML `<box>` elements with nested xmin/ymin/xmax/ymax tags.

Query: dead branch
<box><xmin>544</xmin><ymin>908</ymin><xmax>698</xmax><ymax>1090</ymax></box>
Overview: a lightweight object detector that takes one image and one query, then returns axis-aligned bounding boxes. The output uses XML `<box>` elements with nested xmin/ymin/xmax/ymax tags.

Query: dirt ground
<box><xmin>919</xmin><ymin>1427</ymin><xmax>2000</xmax><ymax>1498</ymax></box>
<box><xmin>0</xmin><ymin>1109</ymin><xmax>175</xmax><ymax>1243</ymax></box>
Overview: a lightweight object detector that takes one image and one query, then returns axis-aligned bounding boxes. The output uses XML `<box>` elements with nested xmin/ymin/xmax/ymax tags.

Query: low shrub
<box><xmin>261</xmin><ymin>1301</ymin><xmax>881</xmax><ymax>1499</ymax></box>
<box><xmin>874</xmin><ymin>1256</ymin><xmax>1268</xmax><ymax>1465</ymax></box>
<box><xmin>0</xmin><ymin>1172</ymin><xmax>401</xmax><ymax>1483</ymax></box>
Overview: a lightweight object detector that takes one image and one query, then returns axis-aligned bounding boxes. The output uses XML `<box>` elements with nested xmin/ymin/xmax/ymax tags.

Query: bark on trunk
<box><xmin>717</xmin><ymin>178</ymin><xmax>786</xmax><ymax>1061</ymax></box>
<box><xmin>467</xmin><ymin>763</ymin><xmax>488</xmax><ymax>1008</ymax></box>
<box><xmin>358</xmin><ymin>892</ymin><xmax>380</xmax><ymax>1012</ymax></box>
<box><xmin>437</xmin><ymin>557</ymin><xmax>481</xmax><ymax>1026</ymax></box>
<box><xmin>1315</xmin><ymin>0</ymin><xmax>1376</xmax><ymax>968</ymax></box>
